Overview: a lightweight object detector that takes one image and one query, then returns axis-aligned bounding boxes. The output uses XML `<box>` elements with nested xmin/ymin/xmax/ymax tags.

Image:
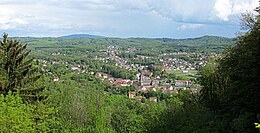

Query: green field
<box><xmin>166</xmin><ymin>69</ymin><xmax>198</xmax><ymax>80</ymax></box>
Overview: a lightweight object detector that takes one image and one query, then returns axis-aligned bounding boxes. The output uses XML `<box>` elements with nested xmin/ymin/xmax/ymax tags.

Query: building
<box><xmin>95</xmin><ymin>72</ymin><xmax>102</xmax><ymax>78</ymax></box>
<box><xmin>149</xmin><ymin>97</ymin><xmax>158</xmax><ymax>102</ymax></box>
<box><xmin>71</xmin><ymin>66</ymin><xmax>79</xmax><ymax>71</ymax></box>
<box><xmin>175</xmin><ymin>80</ymin><xmax>192</xmax><ymax>87</ymax></box>
<box><xmin>136</xmin><ymin>96</ymin><xmax>144</xmax><ymax>101</ymax></box>
<box><xmin>52</xmin><ymin>76</ymin><xmax>59</xmax><ymax>82</ymax></box>
<box><xmin>103</xmin><ymin>74</ymin><xmax>108</xmax><ymax>79</ymax></box>
<box><xmin>128</xmin><ymin>92</ymin><xmax>136</xmax><ymax>99</ymax></box>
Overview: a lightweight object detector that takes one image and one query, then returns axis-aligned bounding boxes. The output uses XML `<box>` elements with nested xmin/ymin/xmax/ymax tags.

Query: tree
<box><xmin>0</xmin><ymin>33</ymin><xmax>44</xmax><ymax>100</ymax></box>
<box><xmin>199</xmin><ymin>59</ymin><xmax>226</xmax><ymax>111</ymax></box>
<box><xmin>0</xmin><ymin>92</ymin><xmax>34</xmax><ymax>132</ymax></box>
<box><xmin>0</xmin><ymin>91</ymin><xmax>59</xmax><ymax>132</ymax></box>
<box><xmin>199</xmin><ymin>6</ymin><xmax>260</xmax><ymax>132</ymax></box>
<box><xmin>219</xmin><ymin>8</ymin><xmax>260</xmax><ymax>114</ymax></box>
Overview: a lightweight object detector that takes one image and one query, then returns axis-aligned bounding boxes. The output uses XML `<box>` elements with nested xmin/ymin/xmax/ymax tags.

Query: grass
<box><xmin>166</xmin><ymin>69</ymin><xmax>198</xmax><ymax>80</ymax></box>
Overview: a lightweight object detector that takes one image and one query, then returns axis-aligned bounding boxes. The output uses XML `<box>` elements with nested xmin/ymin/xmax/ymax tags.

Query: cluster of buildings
<box><xmin>95</xmin><ymin>46</ymin><xmax>217</xmax><ymax>73</ymax></box>
<box><xmin>37</xmin><ymin>45</ymin><xmax>213</xmax><ymax>102</ymax></box>
<box><xmin>94</xmin><ymin>69</ymin><xmax>198</xmax><ymax>102</ymax></box>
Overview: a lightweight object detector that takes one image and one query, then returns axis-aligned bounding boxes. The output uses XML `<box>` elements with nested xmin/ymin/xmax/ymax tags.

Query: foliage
<box><xmin>199</xmin><ymin>9</ymin><xmax>260</xmax><ymax>132</ymax></box>
<box><xmin>0</xmin><ymin>91</ymin><xmax>58</xmax><ymax>132</ymax></box>
<box><xmin>31</xmin><ymin>101</ymin><xmax>59</xmax><ymax>132</ymax></box>
<box><xmin>0</xmin><ymin>33</ymin><xmax>44</xmax><ymax>101</ymax></box>
<box><xmin>0</xmin><ymin>92</ymin><xmax>34</xmax><ymax>132</ymax></box>
<box><xmin>102</xmin><ymin>64</ymin><xmax>136</xmax><ymax>80</ymax></box>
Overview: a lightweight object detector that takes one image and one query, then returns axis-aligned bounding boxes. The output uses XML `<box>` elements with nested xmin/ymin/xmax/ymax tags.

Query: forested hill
<box><xmin>155</xmin><ymin>35</ymin><xmax>235</xmax><ymax>46</ymax></box>
<box><xmin>12</xmin><ymin>35</ymin><xmax>235</xmax><ymax>55</ymax></box>
<box><xmin>14</xmin><ymin>35</ymin><xmax>234</xmax><ymax>46</ymax></box>
<box><xmin>59</xmin><ymin>34</ymin><xmax>106</xmax><ymax>38</ymax></box>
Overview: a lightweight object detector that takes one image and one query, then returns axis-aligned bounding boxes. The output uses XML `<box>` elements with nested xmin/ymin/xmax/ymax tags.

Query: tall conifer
<box><xmin>0</xmin><ymin>33</ymin><xmax>44</xmax><ymax>101</ymax></box>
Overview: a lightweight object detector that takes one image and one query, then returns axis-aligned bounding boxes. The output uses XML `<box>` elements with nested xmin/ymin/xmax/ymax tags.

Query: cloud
<box><xmin>180</xmin><ymin>24</ymin><xmax>204</xmax><ymax>30</ymax></box>
<box><xmin>0</xmin><ymin>0</ymin><xmax>258</xmax><ymax>37</ymax></box>
<box><xmin>0</xmin><ymin>7</ymin><xmax>28</xmax><ymax>30</ymax></box>
<box><xmin>214</xmin><ymin>0</ymin><xmax>258</xmax><ymax>21</ymax></box>
<box><xmin>149</xmin><ymin>0</ymin><xmax>215</xmax><ymax>23</ymax></box>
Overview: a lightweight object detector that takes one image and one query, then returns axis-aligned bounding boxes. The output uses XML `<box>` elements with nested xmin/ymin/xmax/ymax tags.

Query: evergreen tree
<box><xmin>0</xmin><ymin>33</ymin><xmax>44</xmax><ymax>101</ymax></box>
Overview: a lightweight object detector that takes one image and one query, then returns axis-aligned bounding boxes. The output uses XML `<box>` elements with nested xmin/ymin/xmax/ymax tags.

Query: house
<box><xmin>71</xmin><ymin>66</ymin><xmax>79</xmax><ymax>71</ymax></box>
<box><xmin>52</xmin><ymin>52</ymin><xmax>60</xmax><ymax>55</ymax></box>
<box><xmin>121</xmin><ymin>80</ymin><xmax>128</xmax><ymax>86</ymax></box>
<box><xmin>107</xmin><ymin>79</ymin><xmax>114</xmax><ymax>85</ymax></box>
<box><xmin>141</xmin><ymin>85</ymin><xmax>154</xmax><ymax>91</ymax></box>
<box><xmin>115</xmin><ymin>79</ymin><xmax>123</xmax><ymax>87</ymax></box>
<box><xmin>151</xmin><ymin>80</ymin><xmax>160</xmax><ymax>86</ymax></box>
<box><xmin>128</xmin><ymin>92</ymin><xmax>136</xmax><ymax>99</ymax></box>
<box><xmin>127</xmin><ymin>81</ymin><xmax>133</xmax><ymax>86</ymax></box>
<box><xmin>175</xmin><ymin>80</ymin><xmax>192</xmax><ymax>87</ymax></box>
<box><xmin>149</xmin><ymin>97</ymin><xmax>157</xmax><ymax>102</ymax></box>
<box><xmin>95</xmin><ymin>72</ymin><xmax>102</xmax><ymax>78</ymax></box>
<box><xmin>152</xmin><ymin>88</ymin><xmax>157</xmax><ymax>92</ymax></box>
<box><xmin>52</xmin><ymin>76</ymin><xmax>59</xmax><ymax>82</ymax></box>
<box><xmin>162</xmin><ymin>85</ymin><xmax>174</xmax><ymax>91</ymax></box>
<box><xmin>182</xmin><ymin>70</ymin><xmax>188</xmax><ymax>73</ymax></box>
<box><xmin>103</xmin><ymin>74</ymin><xmax>108</xmax><ymax>79</ymax></box>
<box><xmin>52</xmin><ymin>61</ymin><xmax>60</xmax><ymax>65</ymax></box>
<box><xmin>90</xmin><ymin>72</ymin><xmax>95</xmax><ymax>75</ymax></box>
<box><xmin>138</xmin><ymin>86</ymin><xmax>147</xmax><ymax>92</ymax></box>
<box><xmin>143</xmin><ymin>70</ymin><xmax>153</xmax><ymax>77</ymax></box>
<box><xmin>141</xmin><ymin>80</ymin><xmax>152</xmax><ymax>86</ymax></box>
<box><xmin>155</xmin><ymin>75</ymin><xmax>161</xmax><ymax>79</ymax></box>
<box><xmin>114</xmin><ymin>79</ymin><xmax>132</xmax><ymax>87</ymax></box>
<box><xmin>136</xmin><ymin>96</ymin><xmax>144</xmax><ymax>101</ymax></box>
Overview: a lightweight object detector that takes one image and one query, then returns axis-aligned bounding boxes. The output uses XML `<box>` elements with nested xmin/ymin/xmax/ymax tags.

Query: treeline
<box><xmin>197</xmin><ymin>11</ymin><xmax>260</xmax><ymax>132</ymax></box>
<box><xmin>101</xmin><ymin>64</ymin><xmax>136</xmax><ymax>80</ymax></box>
<box><xmin>19</xmin><ymin>33</ymin><xmax>234</xmax><ymax>58</ymax></box>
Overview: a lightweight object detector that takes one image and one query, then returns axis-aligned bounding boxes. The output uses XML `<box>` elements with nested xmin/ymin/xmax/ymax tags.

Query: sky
<box><xmin>0</xmin><ymin>0</ymin><xmax>258</xmax><ymax>38</ymax></box>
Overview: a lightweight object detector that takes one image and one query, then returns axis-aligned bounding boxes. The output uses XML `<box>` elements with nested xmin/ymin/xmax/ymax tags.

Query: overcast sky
<box><xmin>0</xmin><ymin>0</ymin><xmax>258</xmax><ymax>38</ymax></box>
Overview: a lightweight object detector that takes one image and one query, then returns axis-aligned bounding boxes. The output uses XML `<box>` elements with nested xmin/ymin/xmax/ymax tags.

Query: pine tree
<box><xmin>0</xmin><ymin>33</ymin><xmax>44</xmax><ymax>101</ymax></box>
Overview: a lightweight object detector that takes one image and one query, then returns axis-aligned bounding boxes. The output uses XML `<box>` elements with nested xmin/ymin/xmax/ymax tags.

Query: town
<box><xmin>36</xmin><ymin>44</ymin><xmax>218</xmax><ymax>102</ymax></box>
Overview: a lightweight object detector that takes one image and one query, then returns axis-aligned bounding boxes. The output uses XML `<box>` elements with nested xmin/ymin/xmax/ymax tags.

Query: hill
<box><xmin>59</xmin><ymin>34</ymin><xmax>105</xmax><ymax>38</ymax></box>
<box><xmin>154</xmin><ymin>35</ymin><xmax>235</xmax><ymax>46</ymax></box>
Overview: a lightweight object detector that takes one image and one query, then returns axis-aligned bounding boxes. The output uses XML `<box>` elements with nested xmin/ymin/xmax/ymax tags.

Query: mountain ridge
<box><xmin>59</xmin><ymin>34</ymin><xmax>106</xmax><ymax>38</ymax></box>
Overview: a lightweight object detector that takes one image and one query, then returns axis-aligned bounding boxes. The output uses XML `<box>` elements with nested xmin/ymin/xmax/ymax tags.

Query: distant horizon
<box><xmin>5</xmin><ymin>33</ymin><xmax>235</xmax><ymax>39</ymax></box>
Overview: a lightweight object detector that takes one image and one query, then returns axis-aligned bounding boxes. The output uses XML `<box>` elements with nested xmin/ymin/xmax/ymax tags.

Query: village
<box><xmin>95</xmin><ymin>45</ymin><xmax>217</xmax><ymax>71</ymax></box>
<box><xmin>36</xmin><ymin>45</ymin><xmax>217</xmax><ymax>102</ymax></box>
<box><xmin>94</xmin><ymin>70</ymin><xmax>196</xmax><ymax>103</ymax></box>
